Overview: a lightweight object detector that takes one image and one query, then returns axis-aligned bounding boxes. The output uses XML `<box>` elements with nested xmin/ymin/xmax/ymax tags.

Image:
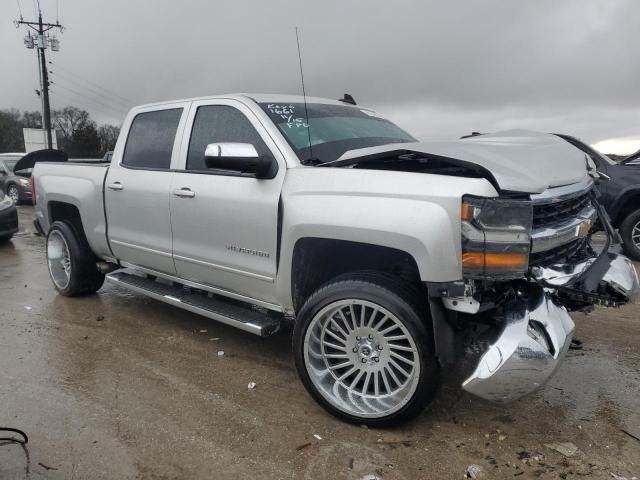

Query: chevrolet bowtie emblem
<box><xmin>578</xmin><ymin>220</ymin><xmax>592</xmax><ymax>237</ymax></box>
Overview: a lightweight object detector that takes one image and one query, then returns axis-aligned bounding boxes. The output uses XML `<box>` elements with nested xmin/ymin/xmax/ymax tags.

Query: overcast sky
<box><xmin>2</xmin><ymin>0</ymin><xmax>639</xmax><ymax>154</ymax></box>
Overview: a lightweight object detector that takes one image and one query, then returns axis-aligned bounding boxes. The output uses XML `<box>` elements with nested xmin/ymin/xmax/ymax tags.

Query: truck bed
<box><xmin>33</xmin><ymin>162</ymin><xmax>112</xmax><ymax>259</ymax></box>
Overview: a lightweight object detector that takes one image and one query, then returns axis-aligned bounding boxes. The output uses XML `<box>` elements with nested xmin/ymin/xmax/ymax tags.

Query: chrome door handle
<box><xmin>173</xmin><ymin>188</ymin><xmax>195</xmax><ymax>198</ymax></box>
<box><xmin>108</xmin><ymin>182</ymin><xmax>124</xmax><ymax>191</ymax></box>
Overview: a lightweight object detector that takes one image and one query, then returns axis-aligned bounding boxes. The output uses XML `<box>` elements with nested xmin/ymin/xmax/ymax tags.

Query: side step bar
<box><xmin>105</xmin><ymin>270</ymin><xmax>280</xmax><ymax>337</ymax></box>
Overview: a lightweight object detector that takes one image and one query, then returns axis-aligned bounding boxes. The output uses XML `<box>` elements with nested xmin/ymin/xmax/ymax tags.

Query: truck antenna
<box><xmin>295</xmin><ymin>27</ymin><xmax>314</xmax><ymax>163</ymax></box>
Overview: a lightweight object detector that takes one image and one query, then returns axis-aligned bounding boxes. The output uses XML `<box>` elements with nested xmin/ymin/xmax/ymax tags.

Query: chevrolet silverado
<box><xmin>28</xmin><ymin>94</ymin><xmax>639</xmax><ymax>426</ymax></box>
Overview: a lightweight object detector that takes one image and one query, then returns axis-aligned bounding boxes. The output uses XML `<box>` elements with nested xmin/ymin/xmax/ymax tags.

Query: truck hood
<box><xmin>335</xmin><ymin>130</ymin><xmax>590</xmax><ymax>194</ymax></box>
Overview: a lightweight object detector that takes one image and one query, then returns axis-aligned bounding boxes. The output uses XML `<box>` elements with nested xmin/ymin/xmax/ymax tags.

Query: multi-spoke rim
<box><xmin>47</xmin><ymin>230</ymin><xmax>71</xmax><ymax>290</ymax></box>
<box><xmin>303</xmin><ymin>299</ymin><xmax>420</xmax><ymax>418</ymax></box>
<box><xmin>632</xmin><ymin>220</ymin><xmax>640</xmax><ymax>249</ymax></box>
<box><xmin>7</xmin><ymin>185</ymin><xmax>19</xmax><ymax>203</ymax></box>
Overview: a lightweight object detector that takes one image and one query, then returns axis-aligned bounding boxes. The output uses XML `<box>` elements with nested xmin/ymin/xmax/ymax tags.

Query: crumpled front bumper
<box><xmin>462</xmin><ymin>290</ymin><xmax>574</xmax><ymax>402</ymax></box>
<box><xmin>462</xmin><ymin>253</ymin><xmax>639</xmax><ymax>402</ymax></box>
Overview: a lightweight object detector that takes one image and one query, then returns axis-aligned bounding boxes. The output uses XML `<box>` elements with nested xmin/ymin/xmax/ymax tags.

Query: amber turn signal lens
<box><xmin>461</xmin><ymin>202</ymin><xmax>474</xmax><ymax>221</ymax></box>
<box><xmin>462</xmin><ymin>252</ymin><xmax>528</xmax><ymax>269</ymax></box>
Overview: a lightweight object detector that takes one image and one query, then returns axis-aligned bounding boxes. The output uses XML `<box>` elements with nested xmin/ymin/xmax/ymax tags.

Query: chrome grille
<box><xmin>532</xmin><ymin>190</ymin><xmax>592</xmax><ymax>229</ymax></box>
<box><xmin>529</xmin><ymin>237</ymin><xmax>591</xmax><ymax>267</ymax></box>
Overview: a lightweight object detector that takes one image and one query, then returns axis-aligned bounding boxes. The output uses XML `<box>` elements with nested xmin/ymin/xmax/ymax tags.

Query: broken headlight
<box><xmin>461</xmin><ymin>195</ymin><xmax>533</xmax><ymax>279</ymax></box>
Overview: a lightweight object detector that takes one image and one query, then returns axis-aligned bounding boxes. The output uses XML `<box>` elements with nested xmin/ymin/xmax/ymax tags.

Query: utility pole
<box><xmin>15</xmin><ymin>6</ymin><xmax>64</xmax><ymax>150</ymax></box>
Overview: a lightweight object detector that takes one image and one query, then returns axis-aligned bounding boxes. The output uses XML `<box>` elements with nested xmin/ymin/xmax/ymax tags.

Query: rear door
<box><xmin>105</xmin><ymin>103</ymin><xmax>189</xmax><ymax>274</ymax></box>
<box><xmin>169</xmin><ymin>99</ymin><xmax>286</xmax><ymax>303</ymax></box>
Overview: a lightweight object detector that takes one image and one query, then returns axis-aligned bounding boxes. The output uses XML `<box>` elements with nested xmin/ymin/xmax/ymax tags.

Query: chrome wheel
<box><xmin>7</xmin><ymin>185</ymin><xmax>19</xmax><ymax>203</ymax></box>
<box><xmin>47</xmin><ymin>230</ymin><xmax>71</xmax><ymax>290</ymax></box>
<box><xmin>303</xmin><ymin>299</ymin><xmax>421</xmax><ymax>418</ymax></box>
<box><xmin>633</xmin><ymin>220</ymin><xmax>640</xmax><ymax>249</ymax></box>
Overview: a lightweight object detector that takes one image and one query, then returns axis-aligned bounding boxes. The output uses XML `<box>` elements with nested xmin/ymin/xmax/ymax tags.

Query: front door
<box><xmin>105</xmin><ymin>104</ymin><xmax>187</xmax><ymax>274</ymax></box>
<box><xmin>170</xmin><ymin>100</ymin><xmax>285</xmax><ymax>303</ymax></box>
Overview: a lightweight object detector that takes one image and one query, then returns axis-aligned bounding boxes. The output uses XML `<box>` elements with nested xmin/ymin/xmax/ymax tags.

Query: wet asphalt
<box><xmin>0</xmin><ymin>206</ymin><xmax>639</xmax><ymax>480</ymax></box>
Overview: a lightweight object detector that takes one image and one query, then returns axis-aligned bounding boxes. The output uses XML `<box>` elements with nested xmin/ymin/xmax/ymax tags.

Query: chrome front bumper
<box><xmin>462</xmin><ymin>290</ymin><xmax>574</xmax><ymax>402</ymax></box>
<box><xmin>532</xmin><ymin>253</ymin><xmax>640</xmax><ymax>304</ymax></box>
<box><xmin>462</xmin><ymin>253</ymin><xmax>639</xmax><ymax>402</ymax></box>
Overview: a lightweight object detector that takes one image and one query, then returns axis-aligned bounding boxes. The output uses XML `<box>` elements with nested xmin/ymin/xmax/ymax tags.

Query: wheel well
<box><xmin>614</xmin><ymin>193</ymin><xmax>640</xmax><ymax>226</ymax></box>
<box><xmin>48</xmin><ymin>202</ymin><xmax>85</xmax><ymax>238</ymax></box>
<box><xmin>291</xmin><ymin>238</ymin><xmax>422</xmax><ymax>312</ymax></box>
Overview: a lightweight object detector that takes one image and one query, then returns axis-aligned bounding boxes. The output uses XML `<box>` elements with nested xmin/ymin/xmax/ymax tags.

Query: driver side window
<box><xmin>186</xmin><ymin>105</ymin><xmax>269</xmax><ymax>172</ymax></box>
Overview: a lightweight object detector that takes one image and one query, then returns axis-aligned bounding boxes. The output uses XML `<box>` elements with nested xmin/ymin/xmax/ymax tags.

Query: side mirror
<box><xmin>204</xmin><ymin>143</ymin><xmax>275</xmax><ymax>179</ymax></box>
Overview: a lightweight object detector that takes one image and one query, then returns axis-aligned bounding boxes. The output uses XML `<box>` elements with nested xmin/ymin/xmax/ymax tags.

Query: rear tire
<box><xmin>293</xmin><ymin>272</ymin><xmax>439</xmax><ymax>427</ymax></box>
<box><xmin>620</xmin><ymin>208</ymin><xmax>640</xmax><ymax>261</ymax></box>
<box><xmin>46</xmin><ymin>221</ymin><xmax>105</xmax><ymax>296</ymax></box>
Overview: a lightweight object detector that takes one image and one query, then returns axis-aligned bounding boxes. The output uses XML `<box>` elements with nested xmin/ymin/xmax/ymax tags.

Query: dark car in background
<box><xmin>461</xmin><ymin>132</ymin><xmax>640</xmax><ymax>260</ymax></box>
<box><xmin>555</xmin><ymin>135</ymin><xmax>640</xmax><ymax>260</ymax></box>
<box><xmin>623</xmin><ymin>149</ymin><xmax>640</xmax><ymax>166</ymax></box>
<box><xmin>0</xmin><ymin>188</ymin><xmax>19</xmax><ymax>241</ymax></box>
<box><xmin>0</xmin><ymin>153</ymin><xmax>32</xmax><ymax>204</ymax></box>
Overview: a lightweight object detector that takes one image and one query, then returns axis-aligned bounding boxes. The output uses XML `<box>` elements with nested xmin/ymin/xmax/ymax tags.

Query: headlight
<box><xmin>19</xmin><ymin>177</ymin><xmax>30</xmax><ymax>186</ymax></box>
<box><xmin>461</xmin><ymin>195</ymin><xmax>533</xmax><ymax>279</ymax></box>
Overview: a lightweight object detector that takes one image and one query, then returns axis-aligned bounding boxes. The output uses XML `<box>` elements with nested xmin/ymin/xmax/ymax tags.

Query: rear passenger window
<box><xmin>187</xmin><ymin>105</ymin><xmax>269</xmax><ymax>171</ymax></box>
<box><xmin>122</xmin><ymin>108</ymin><xmax>182</xmax><ymax>169</ymax></box>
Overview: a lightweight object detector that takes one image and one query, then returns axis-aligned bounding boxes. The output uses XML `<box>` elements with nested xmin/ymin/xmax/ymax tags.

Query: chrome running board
<box><xmin>106</xmin><ymin>270</ymin><xmax>280</xmax><ymax>337</ymax></box>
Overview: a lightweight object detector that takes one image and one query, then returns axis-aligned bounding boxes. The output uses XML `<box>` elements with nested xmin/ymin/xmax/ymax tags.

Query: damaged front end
<box><xmin>438</xmin><ymin>178</ymin><xmax>639</xmax><ymax>403</ymax></box>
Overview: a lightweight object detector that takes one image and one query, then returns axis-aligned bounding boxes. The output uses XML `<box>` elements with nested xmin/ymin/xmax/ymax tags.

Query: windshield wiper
<box><xmin>300</xmin><ymin>157</ymin><xmax>324</xmax><ymax>166</ymax></box>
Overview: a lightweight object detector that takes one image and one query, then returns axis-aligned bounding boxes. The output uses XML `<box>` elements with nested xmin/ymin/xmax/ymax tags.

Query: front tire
<box><xmin>293</xmin><ymin>272</ymin><xmax>439</xmax><ymax>427</ymax></box>
<box><xmin>46</xmin><ymin>221</ymin><xmax>105</xmax><ymax>296</ymax></box>
<box><xmin>620</xmin><ymin>208</ymin><xmax>640</xmax><ymax>261</ymax></box>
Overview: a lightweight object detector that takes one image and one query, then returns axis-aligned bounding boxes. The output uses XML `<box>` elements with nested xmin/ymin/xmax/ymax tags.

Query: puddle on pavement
<box><xmin>544</xmin><ymin>346</ymin><xmax>640</xmax><ymax>422</ymax></box>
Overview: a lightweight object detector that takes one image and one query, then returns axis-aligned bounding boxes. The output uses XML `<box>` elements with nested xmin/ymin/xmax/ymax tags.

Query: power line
<box><xmin>49</xmin><ymin>65</ymin><xmax>131</xmax><ymax>109</ymax></box>
<box><xmin>50</xmin><ymin>90</ymin><xmax>122</xmax><ymax>125</ymax></box>
<box><xmin>50</xmin><ymin>61</ymin><xmax>133</xmax><ymax>105</ymax></box>
<box><xmin>52</xmin><ymin>82</ymin><xmax>127</xmax><ymax>116</ymax></box>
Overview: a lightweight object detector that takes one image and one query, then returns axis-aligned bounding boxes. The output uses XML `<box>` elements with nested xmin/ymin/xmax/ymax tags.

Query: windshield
<box><xmin>3</xmin><ymin>160</ymin><xmax>18</xmax><ymax>173</ymax></box>
<box><xmin>259</xmin><ymin>102</ymin><xmax>416</xmax><ymax>163</ymax></box>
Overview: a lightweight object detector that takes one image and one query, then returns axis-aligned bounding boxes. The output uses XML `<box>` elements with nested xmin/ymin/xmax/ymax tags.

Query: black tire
<box><xmin>7</xmin><ymin>184</ymin><xmax>22</xmax><ymax>205</ymax></box>
<box><xmin>620</xmin><ymin>208</ymin><xmax>640</xmax><ymax>261</ymax></box>
<box><xmin>46</xmin><ymin>221</ymin><xmax>105</xmax><ymax>296</ymax></box>
<box><xmin>0</xmin><ymin>234</ymin><xmax>13</xmax><ymax>242</ymax></box>
<box><xmin>293</xmin><ymin>271</ymin><xmax>439</xmax><ymax>427</ymax></box>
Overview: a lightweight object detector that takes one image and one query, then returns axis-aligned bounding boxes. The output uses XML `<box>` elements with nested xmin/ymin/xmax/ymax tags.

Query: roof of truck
<box><xmin>133</xmin><ymin>93</ymin><xmax>359</xmax><ymax>110</ymax></box>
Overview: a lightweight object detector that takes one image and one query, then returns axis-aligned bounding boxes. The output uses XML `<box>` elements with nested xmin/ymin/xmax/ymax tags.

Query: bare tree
<box><xmin>21</xmin><ymin>110</ymin><xmax>42</xmax><ymax>129</ymax></box>
<box><xmin>52</xmin><ymin>106</ymin><xmax>93</xmax><ymax>150</ymax></box>
<box><xmin>97</xmin><ymin>124</ymin><xmax>120</xmax><ymax>155</ymax></box>
<box><xmin>0</xmin><ymin>109</ymin><xmax>23</xmax><ymax>152</ymax></box>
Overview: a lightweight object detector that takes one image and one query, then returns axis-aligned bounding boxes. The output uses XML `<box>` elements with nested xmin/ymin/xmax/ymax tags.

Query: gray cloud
<box><xmin>1</xmin><ymin>0</ymin><xmax>639</xmax><ymax>151</ymax></box>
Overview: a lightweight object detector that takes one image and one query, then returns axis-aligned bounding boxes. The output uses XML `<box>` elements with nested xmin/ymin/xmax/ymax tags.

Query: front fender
<box><xmin>275</xmin><ymin>168</ymin><xmax>498</xmax><ymax>311</ymax></box>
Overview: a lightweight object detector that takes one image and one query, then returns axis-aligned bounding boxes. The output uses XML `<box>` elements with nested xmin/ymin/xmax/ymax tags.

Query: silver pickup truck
<box><xmin>30</xmin><ymin>94</ymin><xmax>639</xmax><ymax>426</ymax></box>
